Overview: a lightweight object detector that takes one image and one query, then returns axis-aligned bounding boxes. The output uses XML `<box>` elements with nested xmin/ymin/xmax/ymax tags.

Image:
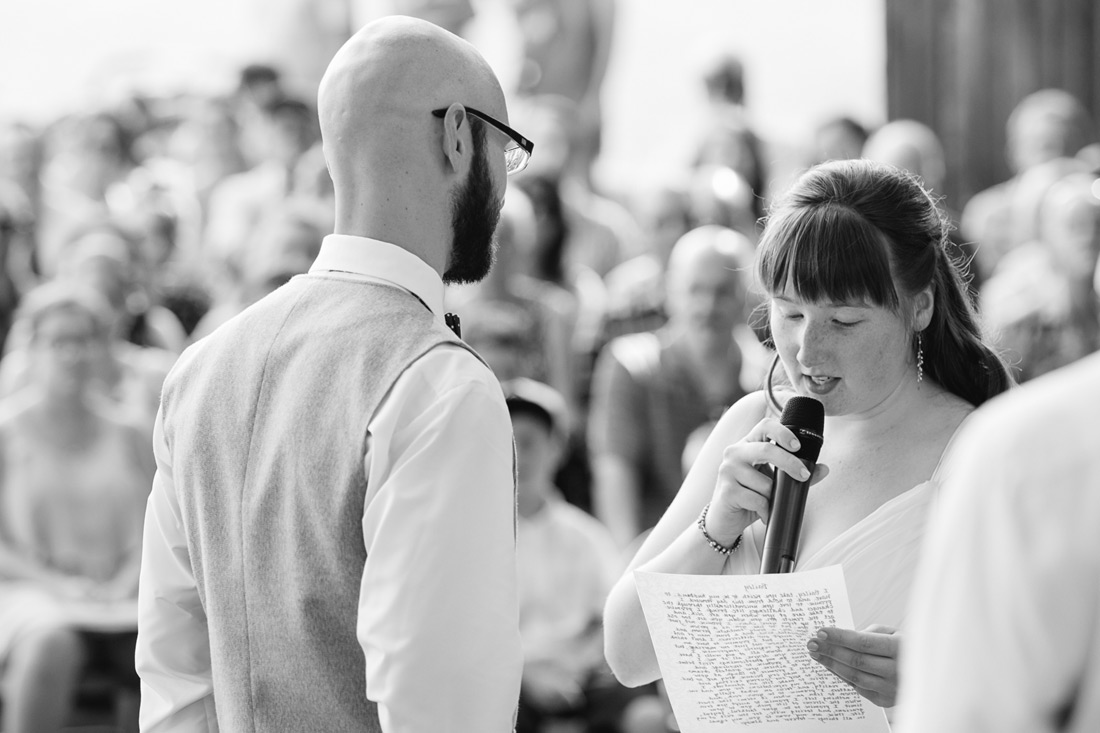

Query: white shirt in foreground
<box><xmin>137</xmin><ymin>234</ymin><xmax>522</xmax><ymax>732</ymax></box>
<box><xmin>895</xmin><ymin>352</ymin><xmax>1100</xmax><ymax>732</ymax></box>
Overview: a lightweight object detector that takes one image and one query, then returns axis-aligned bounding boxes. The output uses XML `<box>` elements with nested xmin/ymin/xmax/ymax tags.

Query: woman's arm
<box><xmin>603</xmin><ymin>391</ymin><xmax>813</xmax><ymax>686</ymax></box>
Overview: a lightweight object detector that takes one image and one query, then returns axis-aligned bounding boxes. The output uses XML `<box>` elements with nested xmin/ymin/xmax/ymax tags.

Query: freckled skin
<box><xmin>770</xmin><ymin>287</ymin><xmax>913</xmax><ymax>417</ymax></box>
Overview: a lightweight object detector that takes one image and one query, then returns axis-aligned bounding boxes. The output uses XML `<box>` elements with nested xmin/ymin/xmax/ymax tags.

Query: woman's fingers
<box><xmin>722</xmin><ymin>431</ymin><xmax>811</xmax><ymax>483</ymax></box>
<box><xmin>745</xmin><ymin>417</ymin><xmax>805</xmax><ymax>458</ymax></box>
<box><xmin>813</xmin><ymin>626</ymin><xmax>899</xmax><ymax>657</ymax></box>
<box><xmin>709</xmin><ymin>417</ymin><xmax>817</xmax><ymax>529</ymax></box>
<box><xmin>807</xmin><ymin>626</ymin><xmax>900</xmax><ymax>708</ymax></box>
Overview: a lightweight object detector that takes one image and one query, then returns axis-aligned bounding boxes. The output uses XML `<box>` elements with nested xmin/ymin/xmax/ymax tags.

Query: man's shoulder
<box><xmin>968</xmin><ymin>353</ymin><xmax>1100</xmax><ymax>445</ymax></box>
<box><xmin>378</xmin><ymin>341</ymin><xmax>510</xmax><ymax>445</ymax></box>
<box><xmin>404</xmin><ymin>340</ymin><xmax>499</xmax><ymax>397</ymax></box>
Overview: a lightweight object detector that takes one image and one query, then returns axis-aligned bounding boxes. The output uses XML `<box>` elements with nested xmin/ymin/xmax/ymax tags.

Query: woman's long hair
<box><xmin>756</xmin><ymin>159</ymin><xmax>1012</xmax><ymax>407</ymax></box>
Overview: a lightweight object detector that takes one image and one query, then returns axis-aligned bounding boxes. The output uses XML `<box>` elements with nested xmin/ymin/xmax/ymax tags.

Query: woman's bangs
<box><xmin>758</xmin><ymin>204</ymin><xmax>898</xmax><ymax>308</ymax></box>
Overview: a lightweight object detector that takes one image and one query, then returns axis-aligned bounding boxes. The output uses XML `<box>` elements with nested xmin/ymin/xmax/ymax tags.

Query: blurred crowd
<box><xmin>1</xmin><ymin>2</ymin><xmax>1100</xmax><ymax>732</ymax></box>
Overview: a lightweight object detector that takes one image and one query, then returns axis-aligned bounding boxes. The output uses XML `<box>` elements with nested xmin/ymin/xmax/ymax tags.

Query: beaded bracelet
<box><xmin>697</xmin><ymin>502</ymin><xmax>742</xmax><ymax>555</ymax></box>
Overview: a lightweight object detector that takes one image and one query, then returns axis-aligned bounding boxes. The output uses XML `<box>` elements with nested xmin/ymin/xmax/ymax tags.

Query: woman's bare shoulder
<box><xmin>708</xmin><ymin>390</ymin><xmax>772</xmax><ymax>445</ymax></box>
<box><xmin>925</xmin><ymin>388</ymin><xmax>978</xmax><ymax>438</ymax></box>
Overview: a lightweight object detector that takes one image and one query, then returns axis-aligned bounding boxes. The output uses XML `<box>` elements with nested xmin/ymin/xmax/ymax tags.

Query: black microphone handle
<box><xmin>759</xmin><ymin>457</ymin><xmax>815</xmax><ymax>574</ymax></box>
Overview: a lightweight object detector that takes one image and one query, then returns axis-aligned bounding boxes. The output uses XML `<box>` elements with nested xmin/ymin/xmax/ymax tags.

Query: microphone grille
<box><xmin>780</xmin><ymin>396</ymin><xmax>824</xmax><ymax>461</ymax></box>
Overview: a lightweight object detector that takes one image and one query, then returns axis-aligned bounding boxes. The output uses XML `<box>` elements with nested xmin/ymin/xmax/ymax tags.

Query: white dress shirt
<box><xmin>137</xmin><ymin>234</ymin><xmax>523</xmax><ymax>732</ymax></box>
<box><xmin>895</xmin><ymin>352</ymin><xmax>1100</xmax><ymax>733</ymax></box>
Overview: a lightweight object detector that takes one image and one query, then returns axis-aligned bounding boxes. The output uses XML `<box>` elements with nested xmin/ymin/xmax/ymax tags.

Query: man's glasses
<box><xmin>432</xmin><ymin>106</ymin><xmax>533</xmax><ymax>175</ymax></box>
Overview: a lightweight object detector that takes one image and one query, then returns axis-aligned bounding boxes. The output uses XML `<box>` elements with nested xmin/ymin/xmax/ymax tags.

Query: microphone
<box><xmin>760</xmin><ymin>396</ymin><xmax>824</xmax><ymax>574</ymax></box>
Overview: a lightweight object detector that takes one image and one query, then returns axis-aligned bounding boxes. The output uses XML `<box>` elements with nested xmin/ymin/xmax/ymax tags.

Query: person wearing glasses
<box><xmin>135</xmin><ymin>16</ymin><xmax>532</xmax><ymax>732</ymax></box>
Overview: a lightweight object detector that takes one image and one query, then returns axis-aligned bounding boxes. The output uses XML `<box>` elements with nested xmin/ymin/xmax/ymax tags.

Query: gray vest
<box><xmin>162</xmin><ymin>273</ymin><xmax>476</xmax><ymax>732</ymax></box>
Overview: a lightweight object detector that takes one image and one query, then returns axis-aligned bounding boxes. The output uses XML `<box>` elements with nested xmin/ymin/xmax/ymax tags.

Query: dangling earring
<box><xmin>916</xmin><ymin>332</ymin><xmax>924</xmax><ymax>384</ymax></box>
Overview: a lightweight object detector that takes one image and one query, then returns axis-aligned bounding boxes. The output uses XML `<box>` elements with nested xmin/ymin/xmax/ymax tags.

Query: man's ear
<box><xmin>440</xmin><ymin>103</ymin><xmax>472</xmax><ymax>176</ymax></box>
<box><xmin>912</xmin><ymin>285</ymin><xmax>934</xmax><ymax>331</ymax></box>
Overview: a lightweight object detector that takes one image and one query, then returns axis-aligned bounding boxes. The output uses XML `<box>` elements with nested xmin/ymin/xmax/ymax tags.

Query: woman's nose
<box><xmin>796</xmin><ymin>322</ymin><xmax>829</xmax><ymax>368</ymax></box>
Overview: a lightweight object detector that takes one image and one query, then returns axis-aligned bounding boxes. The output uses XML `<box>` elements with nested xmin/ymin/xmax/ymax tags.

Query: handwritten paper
<box><xmin>635</xmin><ymin>566</ymin><xmax>888</xmax><ymax>733</ymax></box>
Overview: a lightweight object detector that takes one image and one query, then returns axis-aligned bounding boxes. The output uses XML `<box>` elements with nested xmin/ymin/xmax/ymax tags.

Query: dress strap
<box><xmin>929</xmin><ymin>410</ymin><xmax>976</xmax><ymax>486</ymax></box>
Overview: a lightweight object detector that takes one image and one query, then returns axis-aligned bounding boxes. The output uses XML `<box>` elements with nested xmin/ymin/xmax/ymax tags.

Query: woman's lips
<box><xmin>802</xmin><ymin>374</ymin><xmax>839</xmax><ymax>394</ymax></box>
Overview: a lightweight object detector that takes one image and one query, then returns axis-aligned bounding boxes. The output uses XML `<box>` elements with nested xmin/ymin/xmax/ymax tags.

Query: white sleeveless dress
<box><xmin>726</xmin><ymin>480</ymin><xmax>936</xmax><ymax>631</ymax></box>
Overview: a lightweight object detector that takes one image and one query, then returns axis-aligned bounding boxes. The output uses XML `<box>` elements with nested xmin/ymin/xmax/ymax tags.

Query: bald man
<box><xmin>135</xmin><ymin>16</ymin><xmax>531</xmax><ymax>732</ymax></box>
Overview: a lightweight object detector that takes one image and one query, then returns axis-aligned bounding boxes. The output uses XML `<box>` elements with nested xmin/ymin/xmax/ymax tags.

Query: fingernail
<box><xmin>790</xmin><ymin>438</ymin><xmax>801</xmax><ymax>451</ymax></box>
<box><xmin>817</xmin><ymin>630</ymin><xmax>828</xmax><ymax>640</ymax></box>
<box><xmin>807</xmin><ymin>640</ymin><xmax>819</xmax><ymax>652</ymax></box>
<box><xmin>808</xmin><ymin>651</ymin><xmax>820</xmax><ymax>660</ymax></box>
<box><xmin>800</xmin><ymin>467</ymin><xmax>811</xmax><ymax>481</ymax></box>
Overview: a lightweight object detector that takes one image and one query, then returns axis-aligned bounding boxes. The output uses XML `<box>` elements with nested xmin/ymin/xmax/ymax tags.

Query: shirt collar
<box><xmin>309</xmin><ymin>234</ymin><xmax>445</xmax><ymax>319</ymax></box>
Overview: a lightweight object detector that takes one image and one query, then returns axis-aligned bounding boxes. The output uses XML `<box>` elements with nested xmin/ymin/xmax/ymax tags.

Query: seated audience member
<box><xmin>0</xmin><ymin>119</ymin><xmax>44</xmax><ymax>219</ymax></box>
<box><xmin>1001</xmin><ymin>156</ymin><xmax>1091</xmax><ymax>262</ymax></box>
<box><xmin>980</xmin><ymin>250</ymin><xmax>1079</xmax><ymax>382</ymax></box>
<box><xmin>692</xmin><ymin>116</ymin><xmax>768</xmax><ymax>223</ymax></box>
<box><xmin>896</xmin><ymin>351</ymin><xmax>1100</xmax><ymax>732</ymax></box>
<box><xmin>862</xmin><ymin>119</ymin><xmax>983</xmax><ymax>295</ymax></box>
<box><xmin>513</xmin><ymin>171</ymin><xmax>609</xmax><ymax>384</ymax></box>
<box><xmin>0</xmin><ymin>120</ymin><xmax>41</xmax><ymax>284</ymax></box>
<box><xmin>59</xmin><ymin>222</ymin><xmax>187</xmax><ymax>353</ymax></box>
<box><xmin>203</xmin><ymin>95</ymin><xmax>318</xmax><ymax>279</ymax></box>
<box><xmin>504</xmin><ymin>378</ymin><xmax>627</xmax><ymax>733</ymax></box>
<box><xmin>449</xmin><ymin>188</ymin><xmax>577</xmax><ymax>411</ymax></box>
<box><xmin>163</xmin><ymin>95</ymin><xmax>247</xmax><ymax>217</ymax></box>
<box><xmin>231</xmin><ymin>64</ymin><xmax>286</xmax><ymax>167</ymax></box>
<box><xmin>862</xmin><ymin>119</ymin><xmax>947</xmax><ymax>194</ymax></box>
<box><xmin>0</xmin><ymin>184</ymin><xmax>33</xmax><ymax>352</ymax></box>
<box><xmin>963</xmin><ymin>156</ymin><xmax>1089</xmax><ymax>298</ymax></box>
<box><xmin>290</xmin><ymin>140</ymin><xmax>336</xmax><ymax>204</ymax></box>
<box><xmin>699</xmin><ymin>48</ymin><xmax>746</xmax><ymax>115</ymax></box>
<box><xmin>513</xmin><ymin>95</ymin><xmax>641</xmax><ymax>278</ymax></box>
<box><xmin>1036</xmin><ymin>170</ymin><xmax>1100</xmax><ymax>355</ymax></box>
<box><xmin>589</xmin><ymin>225</ymin><xmax>765</xmax><ymax>549</ymax></box>
<box><xmin>0</xmin><ymin>227</ymin><xmax>178</xmax><ymax>430</ymax></box>
<box><xmin>508</xmin><ymin>0</ymin><xmax>615</xmax><ymax>186</ymax></box>
<box><xmin>979</xmin><ymin>167</ymin><xmax>1100</xmax><ymax>381</ymax></box>
<box><xmin>687</xmin><ymin>164</ymin><xmax>760</xmax><ymax>242</ymax></box>
<box><xmin>0</xmin><ymin>284</ymin><xmax>154</xmax><ymax>733</ymax></box>
<box><xmin>190</xmin><ymin>202</ymin><xmax>328</xmax><ymax>341</ymax></box>
<box><xmin>810</xmin><ymin>115</ymin><xmax>870</xmax><ymax>165</ymax></box>
<box><xmin>961</xmin><ymin>88</ymin><xmax>1095</xmax><ymax>279</ymax></box>
<box><xmin>35</xmin><ymin>110</ymin><xmax>137</xmax><ymax>279</ymax></box>
<box><xmin>600</xmin><ymin>183</ymin><xmax>693</xmax><ymax>344</ymax></box>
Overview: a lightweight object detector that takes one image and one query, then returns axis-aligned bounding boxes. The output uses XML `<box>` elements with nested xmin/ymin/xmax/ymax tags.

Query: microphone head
<box><xmin>780</xmin><ymin>396</ymin><xmax>824</xmax><ymax>462</ymax></box>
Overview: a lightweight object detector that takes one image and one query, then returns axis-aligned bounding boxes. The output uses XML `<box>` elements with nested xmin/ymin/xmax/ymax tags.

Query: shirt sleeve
<box><xmin>359</xmin><ymin>345</ymin><xmax>522</xmax><ymax>733</ymax></box>
<box><xmin>895</xmin><ymin>401</ymin><xmax>1100</xmax><ymax>732</ymax></box>
<box><xmin>135</xmin><ymin>408</ymin><xmax>218</xmax><ymax>732</ymax></box>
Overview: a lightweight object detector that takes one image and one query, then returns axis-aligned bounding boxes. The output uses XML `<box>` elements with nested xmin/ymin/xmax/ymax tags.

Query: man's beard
<box><xmin>443</xmin><ymin>129</ymin><xmax>500</xmax><ymax>284</ymax></box>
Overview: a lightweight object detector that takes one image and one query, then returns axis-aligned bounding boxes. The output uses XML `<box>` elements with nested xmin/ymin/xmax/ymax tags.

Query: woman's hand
<box><xmin>807</xmin><ymin>624</ymin><xmax>900</xmax><ymax>708</ymax></box>
<box><xmin>706</xmin><ymin>416</ymin><xmax>816</xmax><ymax>545</ymax></box>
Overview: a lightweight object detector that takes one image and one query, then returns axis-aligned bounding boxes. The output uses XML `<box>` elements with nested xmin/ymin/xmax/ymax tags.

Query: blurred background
<box><xmin>1</xmin><ymin>1</ymin><xmax>1099</xmax><ymax>731</ymax></box>
<box><xmin>0</xmin><ymin>0</ymin><xmax>888</xmax><ymax>194</ymax></box>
